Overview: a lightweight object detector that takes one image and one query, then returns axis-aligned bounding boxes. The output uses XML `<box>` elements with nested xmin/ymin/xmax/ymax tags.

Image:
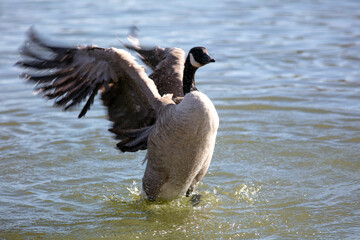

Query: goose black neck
<box><xmin>183</xmin><ymin>56</ymin><xmax>198</xmax><ymax>95</ymax></box>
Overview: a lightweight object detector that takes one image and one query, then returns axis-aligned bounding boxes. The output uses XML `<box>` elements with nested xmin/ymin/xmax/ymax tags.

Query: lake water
<box><xmin>1</xmin><ymin>0</ymin><xmax>360</xmax><ymax>239</ymax></box>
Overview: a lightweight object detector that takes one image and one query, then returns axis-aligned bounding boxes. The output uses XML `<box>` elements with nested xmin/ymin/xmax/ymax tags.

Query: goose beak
<box><xmin>205</xmin><ymin>55</ymin><xmax>215</xmax><ymax>64</ymax></box>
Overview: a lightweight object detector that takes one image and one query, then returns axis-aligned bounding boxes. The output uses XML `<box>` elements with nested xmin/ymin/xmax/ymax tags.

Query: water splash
<box><xmin>126</xmin><ymin>180</ymin><xmax>141</xmax><ymax>198</ymax></box>
<box><xmin>234</xmin><ymin>183</ymin><xmax>261</xmax><ymax>203</ymax></box>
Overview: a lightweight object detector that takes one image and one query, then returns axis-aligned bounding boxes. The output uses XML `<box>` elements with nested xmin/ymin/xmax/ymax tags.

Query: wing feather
<box><xmin>123</xmin><ymin>34</ymin><xmax>185</xmax><ymax>98</ymax></box>
<box><xmin>17</xmin><ymin>28</ymin><xmax>171</xmax><ymax>152</ymax></box>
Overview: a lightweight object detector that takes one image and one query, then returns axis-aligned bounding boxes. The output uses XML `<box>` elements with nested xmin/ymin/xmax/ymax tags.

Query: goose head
<box><xmin>188</xmin><ymin>47</ymin><xmax>216</xmax><ymax>68</ymax></box>
<box><xmin>183</xmin><ymin>47</ymin><xmax>215</xmax><ymax>95</ymax></box>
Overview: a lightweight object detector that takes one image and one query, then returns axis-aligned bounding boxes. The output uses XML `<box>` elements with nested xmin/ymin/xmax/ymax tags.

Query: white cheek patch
<box><xmin>190</xmin><ymin>53</ymin><xmax>202</xmax><ymax>68</ymax></box>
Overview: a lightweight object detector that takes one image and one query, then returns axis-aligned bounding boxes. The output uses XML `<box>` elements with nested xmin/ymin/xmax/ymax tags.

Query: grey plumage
<box><xmin>17</xmin><ymin>28</ymin><xmax>218</xmax><ymax>201</ymax></box>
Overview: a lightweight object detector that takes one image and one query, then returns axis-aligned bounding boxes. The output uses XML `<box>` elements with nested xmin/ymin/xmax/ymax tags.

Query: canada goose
<box><xmin>17</xmin><ymin>28</ymin><xmax>219</xmax><ymax>201</ymax></box>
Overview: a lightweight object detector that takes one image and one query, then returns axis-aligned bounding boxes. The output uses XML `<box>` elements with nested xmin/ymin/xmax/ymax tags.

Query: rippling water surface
<box><xmin>1</xmin><ymin>0</ymin><xmax>360</xmax><ymax>239</ymax></box>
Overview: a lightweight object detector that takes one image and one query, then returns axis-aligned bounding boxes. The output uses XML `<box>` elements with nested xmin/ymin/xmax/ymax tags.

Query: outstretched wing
<box><xmin>17</xmin><ymin>28</ymin><xmax>172</xmax><ymax>152</ymax></box>
<box><xmin>122</xmin><ymin>34</ymin><xmax>185</xmax><ymax>98</ymax></box>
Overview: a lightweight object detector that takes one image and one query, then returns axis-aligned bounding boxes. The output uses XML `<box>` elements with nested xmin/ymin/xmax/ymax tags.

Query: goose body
<box><xmin>17</xmin><ymin>28</ymin><xmax>218</xmax><ymax>201</ymax></box>
<box><xmin>145</xmin><ymin>91</ymin><xmax>218</xmax><ymax>200</ymax></box>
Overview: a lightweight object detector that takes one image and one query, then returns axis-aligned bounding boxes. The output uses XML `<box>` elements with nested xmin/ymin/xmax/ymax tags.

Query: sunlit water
<box><xmin>1</xmin><ymin>0</ymin><xmax>360</xmax><ymax>239</ymax></box>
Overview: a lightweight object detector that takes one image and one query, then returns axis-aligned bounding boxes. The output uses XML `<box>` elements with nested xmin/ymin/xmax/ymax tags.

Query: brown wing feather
<box><xmin>17</xmin><ymin>29</ymin><xmax>114</xmax><ymax>117</ymax></box>
<box><xmin>17</xmin><ymin>28</ymin><xmax>170</xmax><ymax>152</ymax></box>
<box><xmin>122</xmin><ymin>45</ymin><xmax>166</xmax><ymax>71</ymax></box>
<box><xmin>123</xmin><ymin>39</ymin><xmax>186</xmax><ymax>98</ymax></box>
<box><xmin>149</xmin><ymin>47</ymin><xmax>185</xmax><ymax>98</ymax></box>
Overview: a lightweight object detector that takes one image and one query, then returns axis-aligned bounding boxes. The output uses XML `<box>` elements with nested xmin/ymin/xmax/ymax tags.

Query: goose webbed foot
<box><xmin>186</xmin><ymin>186</ymin><xmax>202</xmax><ymax>206</ymax></box>
<box><xmin>189</xmin><ymin>194</ymin><xmax>202</xmax><ymax>206</ymax></box>
<box><xmin>186</xmin><ymin>186</ymin><xmax>194</xmax><ymax>197</ymax></box>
